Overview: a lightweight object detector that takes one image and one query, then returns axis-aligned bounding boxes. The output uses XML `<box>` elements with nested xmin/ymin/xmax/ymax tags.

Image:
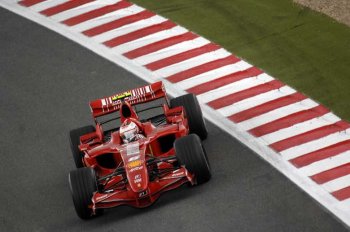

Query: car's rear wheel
<box><xmin>175</xmin><ymin>134</ymin><xmax>211</xmax><ymax>185</ymax></box>
<box><xmin>68</xmin><ymin>167</ymin><xmax>103</xmax><ymax>219</ymax></box>
<box><xmin>170</xmin><ymin>93</ymin><xmax>208</xmax><ymax>140</ymax></box>
<box><xmin>69</xmin><ymin>126</ymin><xmax>95</xmax><ymax>168</ymax></box>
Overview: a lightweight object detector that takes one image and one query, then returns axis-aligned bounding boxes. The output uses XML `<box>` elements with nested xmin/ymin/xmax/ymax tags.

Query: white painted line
<box><xmin>200</xmin><ymin>104</ymin><xmax>350</xmax><ymax>226</ymax></box>
<box><xmin>300</xmin><ymin>151</ymin><xmax>350</xmax><ymax>177</ymax></box>
<box><xmin>261</xmin><ymin>113</ymin><xmax>341</xmax><ymax>145</ymax></box>
<box><xmin>197</xmin><ymin>72</ymin><xmax>273</xmax><ymax>103</ymax></box>
<box><xmin>113</xmin><ymin>26</ymin><xmax>188</xmax><ymax>54</ymax></box>
<box><xmin>51</xmin><ymin>0</ymin><xmax>121</xmax><ymax>22</ymax></box>
<box><xmin>153</xmin><ymin>48</ymin><xmax>231</xmax><ymax>77</ymax></box>
<box><xmin>134</xmin><ymin>37</ymin><xmax>210</xmax><ymax>65</ymax></box>
<box><xmin>30</xmin><ymin>0</ymin><xmax>68</xmax><ymax>12</ymax></box>
<box><xmin>238</xmin><ymin>98</ymin><xmax>319</xmax><ymax>131</ymax></box>
<box><xmin>70</xmin><ymin>5</ymin><xmax>143</xmax><ymax>31</ymax></box>
<box><xmin>176</xmin><ymin>61</ymin><xmax>252</xmax><ymax>90</ymax></box>
<box><xmin>92</xmin><ymin>15</ymin><xmax>167</xmax><ymax>43</ymax></box>
<box><xmin>216</xmin><ymin>86</ymin><xmax>296</xmax><ymax>117</ymax></box>
<box><xmin>340</xmin><ymin>199</ymin><xmax>350</xmax><ymax>211</ymax></box>
<box><xmin>281</xmin><ymin>129</ymin><xmax>350</xmax><ymax>160</ymax></box>
<box><xmin>322</xmin><ymin>174</ymin><xmax>350</xmax><ymax>193</ymax></box>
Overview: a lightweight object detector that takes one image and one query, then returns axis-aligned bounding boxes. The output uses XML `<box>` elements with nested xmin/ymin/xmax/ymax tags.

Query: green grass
<box><xmin>132</xmin><ymin>0</ymin><xmax>350</xmax><ymax>121</ymax></box>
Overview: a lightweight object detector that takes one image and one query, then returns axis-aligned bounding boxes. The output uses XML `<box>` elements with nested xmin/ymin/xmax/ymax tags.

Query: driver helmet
<box><xmin>120</xmin><ymin>119</ymin><xmax>140</xmax><ymax>143</ymax></box>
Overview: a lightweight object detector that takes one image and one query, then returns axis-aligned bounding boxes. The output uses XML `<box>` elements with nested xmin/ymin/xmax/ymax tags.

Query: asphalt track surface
<box><xmin>0</xmin><ymin>7</ymin><xmax>348</xmax><ymax>232</ymax></box>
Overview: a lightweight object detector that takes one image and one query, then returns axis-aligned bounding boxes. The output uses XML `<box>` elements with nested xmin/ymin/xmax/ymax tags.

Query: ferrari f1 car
<box><xmin>68</xmin><ymin>81</ymin><xmax>211</xmax><ymax>219</ymax></box>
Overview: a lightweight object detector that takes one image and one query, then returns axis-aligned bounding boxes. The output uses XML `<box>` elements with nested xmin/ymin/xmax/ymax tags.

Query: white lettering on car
<box><xmin>130</xmin><ymin>166</ymin><xmax>143</xmax><ymax>172</ymax></box>
<box><xmin>134</xmin><ymin>174</ymin><xmax>142</xmax><ymax>183</ymax></box>
<box><xmin>128</xmin><ymin>155</ymin><xmax>140</xmax><ymax>162</ymax></box>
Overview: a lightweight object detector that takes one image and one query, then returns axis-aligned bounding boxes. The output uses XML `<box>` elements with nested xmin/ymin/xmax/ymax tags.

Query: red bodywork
<box><xmin>78</xmin><ymin>82</ymin><xmax>193</xmax><ymax>213</ymax></box>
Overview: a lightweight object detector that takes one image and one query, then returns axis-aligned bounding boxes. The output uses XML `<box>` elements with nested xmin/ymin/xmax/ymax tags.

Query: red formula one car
<box><xmin>68</xmin><ymin>81</ymin><xmax>211</xmax><ymax>219</ymax></box>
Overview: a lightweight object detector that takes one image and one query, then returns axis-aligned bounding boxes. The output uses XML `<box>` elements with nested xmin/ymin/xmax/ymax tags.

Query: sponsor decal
<box><xmin>171</xmin><ymin>171</ymin><xmax>185</xmax><ymax>177</ymax></box>
<box><xmin>111</xmin><ymin>91</ymin><xmax>132</xmax><ymax>101</ymax></box>
<box><xmin>126</xmin><ymin>143</ymin><xmax>139</xmax><ymax>156</ymax></box>
<box><xmin>128</xmin><ymin>155</ymin><xmax>140</xmax><ymax>162</ymax></box>
<box><xmin>127</xmin><ymin>160</ymin><xmax>142</xmax><ymax>168</ymax></box>
<box><xmin>134</xmin><ymin>174</ymin><xmax>142</xmax><ymax>183</ymax></box>
<box><xmin>130</xmin><ymin>166</ymin><xmax>143</xmax><ymax>172</ymax></box>
<box><xmin>139</xmin><ymin>190</ymin><xmax>147</xmax><ymax>197</ymax></box>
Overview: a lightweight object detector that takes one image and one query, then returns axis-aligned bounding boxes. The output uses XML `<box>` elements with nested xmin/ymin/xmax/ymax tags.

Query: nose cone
<box><xmin>120</xmin><ymin>142</ymin><xmax>149</xmax><ymax>193</ymax></box>
<box><xmin>126</xmin><ymin>161</ymin><xmax>149</xmax><ymax>193</ymax></box>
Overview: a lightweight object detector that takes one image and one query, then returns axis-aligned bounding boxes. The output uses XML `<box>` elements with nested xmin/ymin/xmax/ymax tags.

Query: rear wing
<box><xmin>89</xmin><ymin>81</ymin><xmax>167</xmax><ymax>118</ymax></box>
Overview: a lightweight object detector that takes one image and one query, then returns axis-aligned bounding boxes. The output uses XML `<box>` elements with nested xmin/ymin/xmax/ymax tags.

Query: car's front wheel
<box><xmin>175</xmin><ymin>134</ymin><xmax>211</xmax><ymax>185</ymax></box>
<box><xmin>68</xmin><ymin>167</ymin><xmax>102</xmax><ymax>219</ymax></box>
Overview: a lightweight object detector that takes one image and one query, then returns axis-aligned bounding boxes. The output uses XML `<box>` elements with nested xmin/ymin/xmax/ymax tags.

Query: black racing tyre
<box><xmin>170</xmin><ymin>93</ymin><xmax>208</xmax><ymax>140</ymax></box>
<box><xmin>69</xmin><ymin>125</ymin><xmax>95</xmax><ymax>168</ymax></box>
<box><xmin>68</xmin><ymin>167</ymin><xmax>102</xmax><ymax>219</ymax></box>
<box><xmin>175</xmin><ymin>134</ymin><xmax>211</xmax><ymax>185</ymax></box>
